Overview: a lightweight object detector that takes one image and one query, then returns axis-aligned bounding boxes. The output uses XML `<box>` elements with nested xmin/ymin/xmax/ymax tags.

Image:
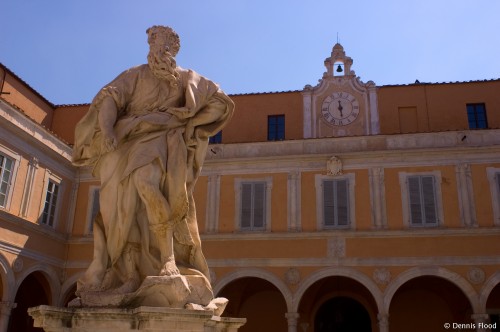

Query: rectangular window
<box><xmin>209</xmin><ymin>131</ymin><xmax>222</xmax><ymax>144</ymax></box>
<box><xmin>323</xmin><ymin>179</ymin><xmax>349</xmax><ymax>227</ymax></box>
<box><xmin>241</xmin><ymin>182</ymin><xmax>266</xmax><ymax>230</ymax></box>
<box><xmin>0</xmin><ymin>154</ymin><xmax>14</xmax><ymax>208</ymax></box>
<box><xmin>41</xmin><ymin>180</ymin><xmax>60</xmax><ymax>227</ymax></box>
<box><xmin>408</xmin><ymin>175</ymin><xmax>438</xmax><ymax>226</ymax></box>
<box><xmin>467</xmin><ymin>103</ymin><xmax>488</xmax><ymax>129</ymax></box>
<box><xmin>268</xmin><ymin>115</ymin><xmax>285</xmax><ymax>141</ymax></box>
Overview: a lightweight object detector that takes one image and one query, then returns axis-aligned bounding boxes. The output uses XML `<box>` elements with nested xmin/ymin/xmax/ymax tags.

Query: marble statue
<box><xmin>71</xmin><ymin>26</ymin><xmax>234</xmax><ymax>309</ymax></box>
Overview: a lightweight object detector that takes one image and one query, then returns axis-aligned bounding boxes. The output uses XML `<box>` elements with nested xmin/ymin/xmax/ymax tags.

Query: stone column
<box><xmin>377</xmin><ymin>313</ymin><xmax>389</xmax><ymax>332</ymax></box>
<box><xmin>471</xmin><ymin>314</ymin><xmax>490</xmax><ymax>332</ymax></box>
<box><xmin>0</xmin><ymin>302</ymin><xmax>16</xmax><ymax>332</ymax></box>
<box><xmin>285</xmin><ymin>312</ymin><xmax>300</xmax><ymax>332</ymax></box>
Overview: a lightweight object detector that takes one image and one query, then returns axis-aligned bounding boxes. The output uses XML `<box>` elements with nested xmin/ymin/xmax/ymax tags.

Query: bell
<box><xmin>336</xmin><ymin>64</ymin><xmax>343</xmax><ymax>73</ymax></box>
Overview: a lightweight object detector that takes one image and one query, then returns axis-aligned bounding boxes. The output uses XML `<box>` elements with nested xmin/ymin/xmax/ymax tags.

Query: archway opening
<box><xmin>8</xmin><ymin>272</ymin><xmax>50</xmax><ymax>332</ymax></box>
<box><xmin>62</xmin><ymin>283</ymin><xmax>77</xmax><ymax>307</ymax></box>
<box><xmin>217</xmin><ymin>277</ymin><xmax>287</xmax><ymax>332</ymax></box>
<box><xmin>315</xmin><ymin>296</ymin><xmax>371</xmax><ymax>332</ymax></box>
<box><xmin>298</xmin><ymin>276</ymin><xmax>377</xmax><ymax>332</ymax></box>
<box><xmin>486</xmin><ymin>283</ymin><xmax>500</xmax><ymax>330</ymax></box>
<box><xmin>389</xmin><ymin>276</ymin><xmax>473</xmax><ymax>332</ymax></box>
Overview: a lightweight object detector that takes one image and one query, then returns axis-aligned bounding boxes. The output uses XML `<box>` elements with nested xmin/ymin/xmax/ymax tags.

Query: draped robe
<box><xmin>72</xmin><ymin>64</ymin><xmax>234</xmax><ymax>291</ymax></box>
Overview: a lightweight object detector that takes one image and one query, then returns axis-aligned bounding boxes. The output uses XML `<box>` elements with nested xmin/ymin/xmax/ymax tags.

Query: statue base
<box><xmin>71</xmin><ymin>274</ymin><xmax>214</xmax><ymax>309</ymax></box>
<box><xmin>28</xmin><ymin>305</ymin><xmax>246</xmax><ymax>332</ymax></box>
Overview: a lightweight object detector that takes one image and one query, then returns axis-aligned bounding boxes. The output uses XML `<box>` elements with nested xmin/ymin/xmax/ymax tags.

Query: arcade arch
<box><xmin>217</xmin><ymin>275</ymin><xmax>288</xmax><ymax>332</ymax></box>
<box><xmin>15</xmin><ymin>263</ymin><xmax>61</xmax><ymax>305</ymax></box>
<box><xmin>481</xmin><ymin>272</ymin><xmax>500</xmax><ymax>326</ymax></box>
<box><xmin>8</xmin><ymin>271</ymin><xmax>51</xmax><ymax>332</ymax></box>
<box><xmin>383</xmin><ymin>266</ymin><xmax>480</xmax><ymax>314</ymax></box>
<box><xmin>0</xmin><ymin>253</ymin><xmax>15</xmax><ymax>302</ymax></box>
<box><xmin>297</xmin><ymin>276</ymin><xmax>379</xmax><ymax>331</ymax></box>
<box><xmin>480</xmin><ymin>271</ymin><xmax>500</xmax><ymax>312</ymax></box>
<box><xmin>214</xmin><ymin>268</ymin><xmax>292</xmax><ymax>311</ymax></box>
<box><xmin>293</xmin><ymin>267</ymin><xmax>383</xmax><ymax>312</ymax></box>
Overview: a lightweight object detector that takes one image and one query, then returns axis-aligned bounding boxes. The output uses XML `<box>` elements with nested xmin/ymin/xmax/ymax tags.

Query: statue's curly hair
<box><xmin>146</xmin><ymin>25</ymin><xmax>180</xmax><ymax>57</ymax></box>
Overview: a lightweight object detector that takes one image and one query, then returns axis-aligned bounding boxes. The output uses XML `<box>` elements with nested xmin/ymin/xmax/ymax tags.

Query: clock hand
<box><xmin>337</xmin><ymin>100</ymin><xmax>343</xmax><ymax>117</ymax></box>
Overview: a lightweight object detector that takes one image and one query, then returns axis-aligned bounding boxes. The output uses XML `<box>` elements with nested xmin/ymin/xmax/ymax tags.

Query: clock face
<box><xmin>321</xmin><ymin>92</ymin><xmax>360</xmax><ymax>126</ymax></box>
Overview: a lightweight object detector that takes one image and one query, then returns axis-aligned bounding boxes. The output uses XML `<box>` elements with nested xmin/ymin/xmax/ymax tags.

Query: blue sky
<box><xmin>1</xmin><ymin>0</ymin><xmax>499</xmax><ymax>105</ymax></box>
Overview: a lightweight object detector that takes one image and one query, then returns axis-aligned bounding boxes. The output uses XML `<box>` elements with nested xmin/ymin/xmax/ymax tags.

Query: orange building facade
<box><xmin>0</xmin><ymin>43</ymin><xmax>500</xmax><ymax>332</ymax></box>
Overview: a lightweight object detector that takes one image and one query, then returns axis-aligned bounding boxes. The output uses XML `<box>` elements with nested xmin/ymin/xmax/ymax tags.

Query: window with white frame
<box><xmin>40</xmin><ymin>171</ymin><xmax>63</xmax><ymax>228</ymax></box>
<box><xmin>399</xmin><ymin>172</ymin><xmax>443</xmax><ymax>227</ymax></box>
<box><xmin>0</xmin><ymin>146</ymin><xmax>20</xmax><ymax>210</ymax></box>
<box><xmin>486</xmin><ymin>168</ymin><xmax>500</xmax><ymax>226</ymax></box>
<box><xmin>235</xmin><ymin>178</ymin><xmax>272</xmax><ymax>231</ymax></box>
<box><xmin>315</xmin><ymin>174</ymin><xmax>355</xmax><ymax>229</ymax></box>
<box><xmin>0</xmin><ymin>154</ymin><xmax>14</xmax><ymax>208</ymax></box>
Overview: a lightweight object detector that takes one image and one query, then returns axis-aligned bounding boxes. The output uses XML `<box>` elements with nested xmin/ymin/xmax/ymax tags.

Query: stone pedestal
<box><xmin>28</xmin><ymin>305</ymin><xmax>246</xmax><ymax>332</ymax></box>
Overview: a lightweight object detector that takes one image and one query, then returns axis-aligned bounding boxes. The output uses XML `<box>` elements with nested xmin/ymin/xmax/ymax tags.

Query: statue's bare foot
<box><xmin>100</xmin><ymin>270</ymin><xmax>115</xmax><ymax>291</ymax></box>
<box><xmin>160</xmin><ymin>258</ymin><xmax>180</xmax><ymax>276</ymax></box>
<box><xmin>112</xmin><ymin>276</ymin><xmax>140</xmax><ymax>294</ymax></box>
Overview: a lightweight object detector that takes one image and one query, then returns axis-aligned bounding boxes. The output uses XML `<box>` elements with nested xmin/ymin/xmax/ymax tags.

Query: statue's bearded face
<box><xmin>147</xmin><ymin>43</ymin><xmax>179</xmax><ymax>86</ymax></box>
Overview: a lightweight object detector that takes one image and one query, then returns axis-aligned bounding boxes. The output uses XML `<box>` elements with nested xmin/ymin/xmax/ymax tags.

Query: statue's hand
<box><xmin>168</xmin><ymin>107</ymin><xmax>194</xmax><ymax>119</ymax></box>
<box><xmin>102</xmin><ymin>132</ymin><xmax>118</xmax><ymax>152</ymax></box>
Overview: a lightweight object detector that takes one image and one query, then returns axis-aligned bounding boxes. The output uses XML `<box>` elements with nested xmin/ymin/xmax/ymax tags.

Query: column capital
<box><xmin>285</xmin><ymin>312</ymin><xmax>300</xmax><ymax>321</ymax></box>
<box><xmin>0</xmin><ymin>301</ymin><xmax>17</xmax><ymax>314</ymax></box>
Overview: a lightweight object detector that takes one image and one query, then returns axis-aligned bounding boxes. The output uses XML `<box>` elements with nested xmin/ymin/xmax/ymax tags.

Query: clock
<box><xmin>321</xmin><ymin>92</ymin><xmax>360</xmax><ymax>126</ymax></box>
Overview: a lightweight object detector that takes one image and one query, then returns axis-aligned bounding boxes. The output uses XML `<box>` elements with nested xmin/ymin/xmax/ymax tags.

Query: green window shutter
<box><xmin>323</xmin><ymin>180</ymin><xmax>335</xmax><ymax>226</ymax></box>
<box><xmin>336</xmin><ymin>179</ymin><xmax>349</xmax><ymax>226</ymax></box>
<box><xmin>408</xmin><ymin>176</ymin><xmax>423</xmax><ymax>225</ymax></box>
<box><xmin>241</xmin><ymin>183</ymin><xmax>252</xmax><ymax>228</ymax></box>
<box><xmin>408</xmin><ymin>175</ymin><xmax>437</xmax><ymax>225</ymax></box>
<box><xmin>422</xmin><ymin>176</ymin><xmax>437</xmax><ymax>224</ymax></box>
<box><xmin>323</xmin><ymin>179</ymin><xmax>349</xmax><ymax>227</ymax></box>
<box><xmin>240</xmin><ymin>182</ymin><xmax>267</xmax><ymax>230</ymax></box>
<box><xmin>253</xmin><ymin>183</ymin><xmax>266</xmax><ymax>228</ymax></box>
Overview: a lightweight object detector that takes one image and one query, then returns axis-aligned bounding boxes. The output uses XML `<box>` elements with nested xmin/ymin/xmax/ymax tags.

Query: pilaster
<box><xmin>471</xmin><ymin>313</ymin><xmax>490</xmax><ymax>332</ymax></box>
<box><xmin>377</xmin><ymin>312</ymin><xmax>389</xmax><ymax>332</ymax></box>
<box><xmin>285</xmin><ymin>312</ymin><xmax>300</xmax><ymax>332</ymax></box>
<box><xmin>287</xmin><ymin>171</ymin><xmax>301</xmax><ymax>231</ymax></box>
<box><xmin>456</xmin><ymin>163</ymin><xmax>477</xmax><ymax>227</ymax></box>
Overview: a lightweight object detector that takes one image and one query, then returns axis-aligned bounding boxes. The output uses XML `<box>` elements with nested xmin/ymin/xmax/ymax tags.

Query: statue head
<box><xmin>146</xmin><ymin>25</ymin><xmax>180</xmax><ymax>85</ymax></box>
<box><xmin>146</xmin><ymin>25</ymin><xmax>180</xmax><ymax>57</ymax></box>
